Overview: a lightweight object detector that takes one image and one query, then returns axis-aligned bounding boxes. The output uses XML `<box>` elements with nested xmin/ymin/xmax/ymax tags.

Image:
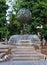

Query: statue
<box><xmin>17</xmin><ymin>8</ymin><xmax>32</xmax><ymax>34</ymax></box>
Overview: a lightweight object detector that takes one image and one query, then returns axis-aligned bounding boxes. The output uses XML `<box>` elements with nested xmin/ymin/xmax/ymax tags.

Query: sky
<box><xmin>6</xmin><ymin>0</ymin><xmax>16</xmax><ymax>24</ymax></box>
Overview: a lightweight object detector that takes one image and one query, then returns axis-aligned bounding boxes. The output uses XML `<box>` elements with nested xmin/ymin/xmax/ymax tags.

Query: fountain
<box><xmin>8</xmin><ymin>8</ymin><xmax>41</xmax><ymax>45</ymax></box>
<box><xmin>17</xmin><ymin>8</ymin><xmax>32</xmax><ymax>34</ymax></box>
<box><xmin>8</xmin><ymin>35</ymin><xmax>41</xmax><ymax>45</ymax></box>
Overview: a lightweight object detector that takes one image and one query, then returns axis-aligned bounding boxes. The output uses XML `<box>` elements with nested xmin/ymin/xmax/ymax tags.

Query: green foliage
<box><xmin>13</xmin><ymin>0</ymin><xmax>47</xmax><ymax>36</ymax></box>
<box><xmin>8</xmin><ymin>13</ymin><xmax>22</xmax><ymax>35</ymax></box>
<box><xmin>0</xmin><ymin>0</ymin><xmax>47</xmax><ymax>38</ymax></box>
<box><xmin>0</xmin><ymin>27</ymin><xmax>9</xmax><ymax>39</ymax></box>
<box><xmin>0</xmin><ymin>0</ymin><xmax>9</xmax><ymax>39</ymax></box>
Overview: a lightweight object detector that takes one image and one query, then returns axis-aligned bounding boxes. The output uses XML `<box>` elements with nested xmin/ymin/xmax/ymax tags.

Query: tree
<box><xmin>0</xmin><ymin>0</ymin><xmax>9</xmax><ymax>39</ymax></box>
<box><xmin>13</xmin><ymin>0</ymin><xmax>47</xmax><ymax>36</ymax></box>
<box><xmin>7</xmin><ymin>12</ymin><xmax>22</xmax><ymax>35</ymax></box>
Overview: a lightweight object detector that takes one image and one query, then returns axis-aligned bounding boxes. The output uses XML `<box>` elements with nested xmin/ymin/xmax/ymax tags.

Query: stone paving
<box><xmin>0</xmin><ymin>60</ymin><xmax>47</xmax><ymax>65</ymax></box>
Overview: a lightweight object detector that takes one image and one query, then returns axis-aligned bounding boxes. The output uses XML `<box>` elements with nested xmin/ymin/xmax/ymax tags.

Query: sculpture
<box><xmin>17</xmin><ymin>8</ymin><xmax>32</xmax><ymax>34</ymax></box>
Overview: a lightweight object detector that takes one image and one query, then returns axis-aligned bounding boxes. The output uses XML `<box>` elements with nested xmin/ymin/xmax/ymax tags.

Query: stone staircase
<box><xmin>11</xmin><ymin>45</ymin><xmax>45</xmax><ymax>61</ymax></box>
<box><xmin>0</xmin><ymin>44</ymin><xmax>46</xmax><ymax>61</ymax></box>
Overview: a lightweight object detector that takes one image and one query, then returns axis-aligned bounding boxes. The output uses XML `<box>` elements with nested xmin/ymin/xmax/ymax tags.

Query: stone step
<box><xmin>12</xmin><ymin>49</ymin><xmax>35</xmax><ymax>52</ymax></box>
<box><xmin>0</xmin><ymin>45</ymin><xmax>13</xmax><ymax>49</ymax></box>
<box><xmin>12</xmin><ymin>56</ymin><xmax>44</xmax><ymax>61</ymax></box>
<box><xmin>12</xmin><ymin>51</ymin><xmax>37</xmax><ymax>54</ymax></box>
<box><xmin>15</xmin><ymin>46</ymin><xmax>34</xmax><ymax>49</ymax></box>
<box><xmin>0</xmin><ymin>49</ymin><xmax>8</xmax><ymax>53</ymax></box>
<box><xmin>13</xmin><ymin>48</ymin><xmax>35</xmax><ymax>49</ymax></box>
<box><xmin>12</xmin><ymin>48</ymin><xmax>37</xmax><ymax>53</ymax></box>
<box><xmin>12</xmin><ymin>48</ymin><xmax>35</xmax><ymax>50</ymax></box>
<box><xmin>12</xmin><ymin>53</ymin><xmax>44</xmax><ymax>57</ymax></box>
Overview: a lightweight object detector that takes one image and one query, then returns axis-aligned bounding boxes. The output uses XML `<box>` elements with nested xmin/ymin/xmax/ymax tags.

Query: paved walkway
<box><xmin>0</xmin><ymin>60</ymin><xmax>47</xmax><ymax>65</ymax></box>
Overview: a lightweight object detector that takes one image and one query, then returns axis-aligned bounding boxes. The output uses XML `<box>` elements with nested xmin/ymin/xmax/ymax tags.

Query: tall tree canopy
<box><xmin>1</xmin><ymin>0</ymin><xmax>47</xmax><ymax>38</ymax></box>
<box><xmin>12</xmin><ymin>0</ymin><xmax>47</xmax><ymax>36</ymax></box>
<box><xmin>0</xmin><ymin>0</ymin><xmax>9</xmax><ymax>39</ymax></box>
